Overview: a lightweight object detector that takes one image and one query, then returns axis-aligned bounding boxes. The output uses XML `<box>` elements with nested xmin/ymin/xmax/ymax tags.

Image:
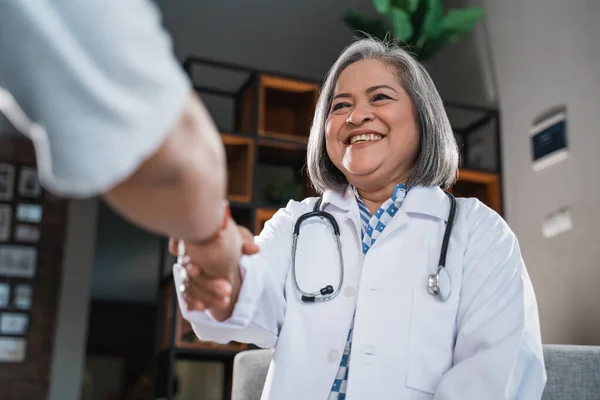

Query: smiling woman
<box><xmin>174</xmin><ymin>37</ymin><xmax>546</xmax><ymax>400</ymax></box>
<box><xmin>307</xmin><ymin>39</ymin><xmax>459</xmax><ymax>211</ymax></box>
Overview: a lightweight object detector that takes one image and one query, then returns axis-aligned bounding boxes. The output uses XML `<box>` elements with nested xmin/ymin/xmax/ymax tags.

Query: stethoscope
<box><xmin>291</xmin><ymin>192</ymin><xmax>457</xmax><ymax>303</ymax></box>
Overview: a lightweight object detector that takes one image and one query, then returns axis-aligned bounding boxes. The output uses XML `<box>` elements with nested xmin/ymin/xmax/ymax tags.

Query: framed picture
<box><xmin>13</xmin><ymin>284</ymin><xmax>32</xmax><ymax>310</ymax></box>
<box><xmin>0</xmin><ymin>205</ymin><xmax>11</xmax><ymax>242</ymax></box>
<box><xmin>16</xmin><ymin>204</ymin><xmax>43</xmax><ymax>224</ymax></box>
<box><xmin>0</xmin><ymin>313</ymin><xmax>29</xmax><ymax>335</ymax></box>
<box><xmin>14</xmin><ymin>225</ymin><xmax>40</xmax><ymax>243</ymax></box>
<box><xmin>18</xmin><ymin>167</ymin><xmax>42</xmax><ymax>198</ymax></box>
<box><xmin>0</xmin><ymin>337</ymin><xmax>26</xmax><ymax>362</ymax></box>
<box><xmin>530</xmin><ymin>111</ymin><xmax>568</xmax><ymax>172</ymax></box>
<box><xmin>0</xmin><ymin>245</ymin><xmax>37</xmax><ymax>278</ymax></box>
<box><xmin>0</xmin><ymin>164</ymin><xmax>15</xmax><ymax>201</ymax></box>
<box><xmin>0</xmin><ymin>283</ymin><xmax>9</xmax><ymax>309</ymax></box>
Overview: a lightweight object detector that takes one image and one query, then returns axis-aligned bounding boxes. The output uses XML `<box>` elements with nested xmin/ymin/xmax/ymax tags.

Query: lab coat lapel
<box><xmin>321</xmin><ymin>186</ymin><xmax>362</xmax><ymax>242</ymax></box>
<box><xmin>373</xmin><ymin>186</ymin><xmax>450</xmax><ymax>245</ymax></box>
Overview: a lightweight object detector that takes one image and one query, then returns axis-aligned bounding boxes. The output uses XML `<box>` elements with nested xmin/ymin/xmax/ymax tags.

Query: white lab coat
<box><xmin>174</xmin><ymin>185</ymin><xmax>547</xmax><ymax>399</ymax></box>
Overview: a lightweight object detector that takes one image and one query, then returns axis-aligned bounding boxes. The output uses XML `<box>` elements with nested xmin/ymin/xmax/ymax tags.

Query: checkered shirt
<box><xmin>328</xmin><ymin>183</ymin><xmax>407</xmax><ymax>399</ymax></box>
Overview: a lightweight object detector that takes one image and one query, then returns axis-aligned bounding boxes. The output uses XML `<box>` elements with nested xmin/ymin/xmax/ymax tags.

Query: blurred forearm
<box><xmin>104</xmin><ymin>91</ymin><xmax>227</xmax><ymax>242</ymax></box>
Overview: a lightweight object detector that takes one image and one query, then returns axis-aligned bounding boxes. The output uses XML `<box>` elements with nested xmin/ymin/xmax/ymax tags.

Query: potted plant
<box><xmin>343</xmin><ymin>0</ymin><xmax>483</xmax><ymax>62</ymax></box>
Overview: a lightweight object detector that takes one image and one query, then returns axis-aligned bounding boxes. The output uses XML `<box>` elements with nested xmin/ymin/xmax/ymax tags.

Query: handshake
<box><xmin>170</xmin><ymin>205</ymin><xmax>259</xmax><ymax>322</ymax></box>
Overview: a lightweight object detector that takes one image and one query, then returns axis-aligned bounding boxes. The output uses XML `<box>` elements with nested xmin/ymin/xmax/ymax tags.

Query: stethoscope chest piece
<box><xmin>427</xmin><ymin>265</ymin><xmax>451</xmax><ymax>301</ymax></box>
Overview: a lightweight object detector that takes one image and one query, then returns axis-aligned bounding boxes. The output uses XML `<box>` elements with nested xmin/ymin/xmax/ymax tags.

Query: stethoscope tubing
<box><xmin>292</xmin><ymin>192</ymin><xmax>456</xmax><ymax>303</ymax></box>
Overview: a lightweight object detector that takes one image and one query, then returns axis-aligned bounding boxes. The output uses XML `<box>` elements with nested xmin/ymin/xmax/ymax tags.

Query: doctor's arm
<box><xmin>172</xmin><ymin>203</ymin><xmax>295</xmax><ymax>348</ymax></box>
<box><xmin>434</xmin><ymin>206</ymin><xmax>547</xmax><ymax>400</ymax></box>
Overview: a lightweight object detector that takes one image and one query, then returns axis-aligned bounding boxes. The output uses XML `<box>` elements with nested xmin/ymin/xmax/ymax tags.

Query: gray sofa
<box><xmin>231</xmin><ymin>345</ymin><xmax>600</xmax><ymax>400</ymax></box>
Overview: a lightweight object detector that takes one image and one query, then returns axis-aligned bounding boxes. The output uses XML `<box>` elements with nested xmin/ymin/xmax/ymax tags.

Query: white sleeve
<box><xmin>172</xmin><ymin>203</ymin><xmax>294</xmax><ymax>349</ymax></box>
<box><xmin>0</xmin><ymin>0</ymin><xmax>190</xmax><ymax>197</ymax></box>
<box><xmin>434</xmin><ymin>201</ymin><xmax>547</xmax><ymax>399</ymax></box>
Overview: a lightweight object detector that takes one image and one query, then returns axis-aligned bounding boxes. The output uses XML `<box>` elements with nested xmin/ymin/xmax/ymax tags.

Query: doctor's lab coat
<box><xmin>173</xmin><ymin>185</ymin><xmax>547</xmax><ymax>399</ymax></box>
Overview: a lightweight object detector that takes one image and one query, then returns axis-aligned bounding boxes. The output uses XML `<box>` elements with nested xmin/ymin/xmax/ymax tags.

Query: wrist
<box><xmin>190</xmin><ymin>202</ymin><xmax>230</xmax><ymax>245</ymax></box>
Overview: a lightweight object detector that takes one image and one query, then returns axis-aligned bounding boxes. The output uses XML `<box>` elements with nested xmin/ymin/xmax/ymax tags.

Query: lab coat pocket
<box><xmin>405</xmin><ymin>286</ymin><xmax>456</xmax><ymax>395</ymax></box>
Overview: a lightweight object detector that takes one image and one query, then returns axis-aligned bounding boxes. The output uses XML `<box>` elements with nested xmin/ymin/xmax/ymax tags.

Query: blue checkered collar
<box><xmin>352</xmin><ymin>183</ymin><xmax>407</xmax><ymax>240</ymax></box>
<box><xmin>351</xmin><ymin>183</ymin><xmax>407</xmax><ymax>216</ymax></box>
<box><xmin>320</xmin><ymin>185</ymin><xmax>451</xmax><ymax>221</ymax></box>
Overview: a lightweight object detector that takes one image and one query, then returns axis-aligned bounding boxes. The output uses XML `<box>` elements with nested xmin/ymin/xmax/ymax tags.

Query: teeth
<box><xmin>350</xmin><ymin>133</ymin><xmax>383</xmax><ymax>145</ymax></box>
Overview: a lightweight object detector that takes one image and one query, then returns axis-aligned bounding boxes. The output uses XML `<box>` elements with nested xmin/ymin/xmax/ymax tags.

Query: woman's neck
<box><xmin>357</xmin><ymin>182</ymin><xmax>403</xmax><ymax>215</ymax></box>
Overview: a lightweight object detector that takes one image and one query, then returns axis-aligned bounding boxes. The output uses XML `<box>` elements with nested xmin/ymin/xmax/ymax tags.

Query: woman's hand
<box><xmin>170</xmin><ymin>220</ymin><xmax>259</xmax><ymax>321</ymax></box>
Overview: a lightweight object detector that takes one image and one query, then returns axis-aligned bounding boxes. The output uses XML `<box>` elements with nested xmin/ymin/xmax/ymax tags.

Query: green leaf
<box><xmin>419</xmin><ymin>29</ymin><xmax>463</xmax><ymax>61</ymax></box>
<box><xmin>418</xmin><ymin>36</ymin><xmax>445</xmax><ymax>61</ymax></box>
<box><xmin>390</xmin><ymin>0</ymin><xmax>420</xmax><ymax>13</ymax></box>
<box><xmin>442</xmin><ymin>7</ymin><xmax>483</xmax><ymax>33</ymax></box>
<box><xmin>422</xmin><ymin>0</ymin><xmax>443</xmax><ymax>39</ymax></box>
<box><xmin>390</xmin><ymin>7</ymin><xmax>413</xmax><ymax>41</ymax></box>
<box><xmin>373</xmin><ymin>0</ymin><xmax>391</xmax><ymax>14</ymax></box>
<box><xmin>343</xmin><ymin>9</ymin><xmax>390</xmax><ymax>41</ymax></box>
<box><xmin>407</xmin><ymin>0</ymin><xmax>420</xmax><ymax>13</ymax></box>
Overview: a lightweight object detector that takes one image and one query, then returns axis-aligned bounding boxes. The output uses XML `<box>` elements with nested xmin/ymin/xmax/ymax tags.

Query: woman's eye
<box><xmin>331</xmin><ymin>102</ymin><xmax>349</xmax><ymax>111</ymax></box>
<box><xmin>372</xmin><ymin>93</ymin><xmax>391</xmax><ymax>101</ymax></box>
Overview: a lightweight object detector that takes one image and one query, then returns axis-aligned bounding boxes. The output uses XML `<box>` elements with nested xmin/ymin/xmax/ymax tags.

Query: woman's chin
<box><xmin>342</xmin><ymin>160</ymin><xmax>380</xmax><ymax>176</ymax></box>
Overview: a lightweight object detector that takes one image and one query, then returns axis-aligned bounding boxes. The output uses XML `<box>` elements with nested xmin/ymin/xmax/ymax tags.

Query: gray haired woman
<box><xmin>172</xmin><ymin>37</ymin><xmax>546</xmax><ymax>400</ymax></box>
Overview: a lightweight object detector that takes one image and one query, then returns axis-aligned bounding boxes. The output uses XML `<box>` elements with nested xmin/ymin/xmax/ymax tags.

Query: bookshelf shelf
<box><xmin>239</xmin><ymin>75</ymin><xmax>319</xmax><ymax>143</ymax></box>
<box><xmin>451</xmin><ymin>169</ymin><xmax>501</xmax><ymax>214</ymax></box>
<box><xmin>222</xmin><ymin>134</ymin><xmax>254</xmax><ymax>203</ymax></box>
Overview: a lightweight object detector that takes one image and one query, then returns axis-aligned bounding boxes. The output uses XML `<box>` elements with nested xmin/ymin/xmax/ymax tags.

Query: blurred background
<box><xmin>0</xmin><ymin>0</ymin><xmax>598</xmax><ymax>399</ymax></box>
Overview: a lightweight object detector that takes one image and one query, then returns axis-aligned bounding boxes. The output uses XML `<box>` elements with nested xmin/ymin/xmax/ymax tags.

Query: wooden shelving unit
<box><xmin>450</xmin><ymin>169</ymin><xmax>501</xmax><ymax>214</ymax></box>
<box><xmin>255</xmin><ymin>208</ymin><xmax>277</xmax><ymax>235</ymax></box>
<box><xmin>222</xmin><ymin>134</ymin><xmax>254</xmax><ymax>203</ymax></box>
<box><xmin>239</xmin><ymin>75</ymin><xmax>320</xmax><ymax>143</ymax></box>
<box><xmin>155</xmin><ymin>56</ymin><xmax>504</xmax><ymax>400</ymax></box>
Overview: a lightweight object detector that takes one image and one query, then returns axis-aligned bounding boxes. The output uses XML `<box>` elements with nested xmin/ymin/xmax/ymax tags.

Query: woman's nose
<box><xmin>346</xmin><ymin>104</ymin><xmax>374</xmax><ymax>125</ymax></box>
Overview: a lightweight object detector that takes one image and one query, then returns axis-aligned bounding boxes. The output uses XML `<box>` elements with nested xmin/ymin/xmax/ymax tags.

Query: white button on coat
<box><xmin>174</xmin><ymin>186</ymin><xmax>547</xmax><ymax>400</ymax></box>
<box><xmin>343</xmin><ymin>286</ymin><xmax>356</xmax><ymax>297</ymax></box>
<box><xmin>328</xmin><ymin>349</ymin><xmax>340</xmax><ymax>363</ymax></box>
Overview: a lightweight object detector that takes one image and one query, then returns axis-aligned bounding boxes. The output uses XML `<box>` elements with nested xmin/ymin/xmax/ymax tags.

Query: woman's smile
<box><xmin>345</xmin><ymin>130</ymin><xmax>385</xmax><ymax>146</ymax></box>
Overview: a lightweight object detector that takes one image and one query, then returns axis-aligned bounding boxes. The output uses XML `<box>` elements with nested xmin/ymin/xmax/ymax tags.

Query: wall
<box><xmin>0</xmin><ymin>139</ymin><xmax>69</xmax><ymax>399</ymax></box>
<box><xmin>156</xmin><ymin>0</ymin><xmax>375</xmax><ymax>80</ymax></box>
<box><xmin>482</xmin><ymin>0</ymin><xmax>600</xmax><ymax>344</ymax></box>
<box><xmin>48</xmin><ymin>198</ymin><xmax>98</xmax><ymax>400</ymax></box>
<box><xmin>91</xmin><ymin>201</ymin><xmax>161</xmax><ymax>302</ymax></box>
<box><xmin>86</xmin><ymin>300</ymin><xmax>157</xmax><ymax>354</ymax></box>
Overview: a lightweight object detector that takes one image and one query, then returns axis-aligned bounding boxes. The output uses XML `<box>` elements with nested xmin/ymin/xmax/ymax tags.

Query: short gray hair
<box><xmin>306</xmin><ymin>37</ymin><xmax>459</xmax><ymax>194</ymax></box>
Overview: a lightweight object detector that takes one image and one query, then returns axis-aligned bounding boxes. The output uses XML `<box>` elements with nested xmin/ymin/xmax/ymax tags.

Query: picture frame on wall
<box><xmin>0</xmin><ymin>164</ymin><xmax>15</xmax><ymax>202</ymax></box>
<box><xmin>13</xmin><ymin>284</ymin><xmax>32</xmax><ymax>310</ymax></box>
<box><xmin>0</xmin><ymin>283</ymin><xmax>9</xmax><ymax>309</ymax></box>
<box><xmin>0</xmin><ymin>337</ymin><xmax>26</xmax><ymax>362</ymax></box>
<box><xmin>0</xmin><ymin>245</ymin><xmax>37</xmax><ymax>278</ymax></box>
<box><xmin>0</xmin><ymin>312</ymin><xmax>29</xmax><ymax>335</ymax></box>
<box><xmin>16</xmin><ymin>204</ymin><xmax>43</xmax><ymax>224</ymax></box>
<box><xmin>17</xmin><ymin>167</ymin><xmax>42</xmax><ymax>198</ymax></box>
<box><xmin>0</xmin><ymin>205</ymin><xmax>11</xmax><ymax>242</ymax></box>
<box><xmin>14</xmin><ymin>225</ymin><xmax>40</xmax><ymax>243</ymax></box>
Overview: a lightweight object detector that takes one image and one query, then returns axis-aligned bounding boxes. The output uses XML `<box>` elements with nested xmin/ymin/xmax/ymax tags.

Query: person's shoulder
<box><xmin>455</xmin><ymin>196</ymin><xmax>515</xmax><ymax>241</ymax></box>
<box><xmin>264</xmin><ymin>196</ymin><xmax>319</xmax><ymax>220</ymax></box>
<box><xmin>282</xmin><ymin>196</ymin><xmax>321</xmax><ymax>215</ymax></box>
